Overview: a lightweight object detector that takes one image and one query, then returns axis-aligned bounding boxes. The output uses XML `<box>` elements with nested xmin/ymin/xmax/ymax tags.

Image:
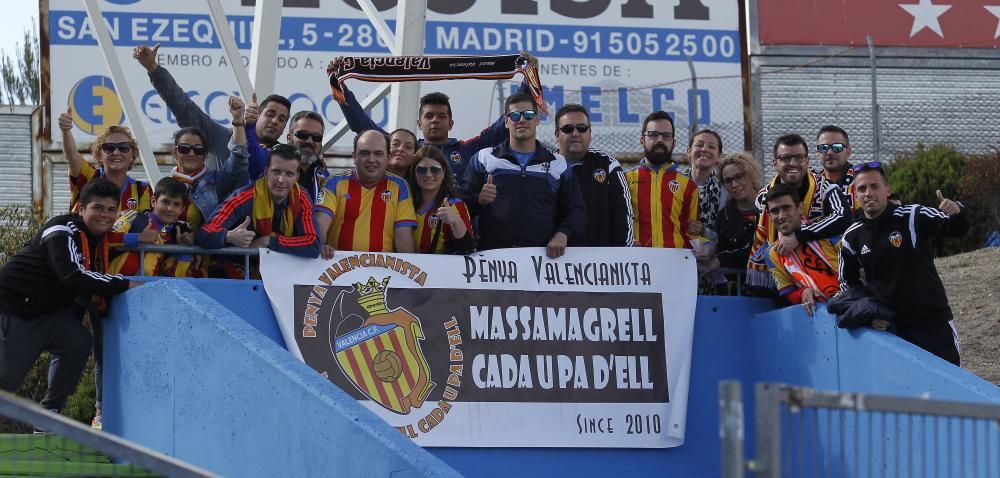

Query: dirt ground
<box><xmin>936</xmin><ymin>248</ymin><xmax>1000</xmax><ymax>386</ymax></box>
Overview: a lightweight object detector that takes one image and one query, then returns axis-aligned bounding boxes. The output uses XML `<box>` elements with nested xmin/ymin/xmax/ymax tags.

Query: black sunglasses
<box><xmin>101</xmin><ymin>142</ymin><xmax>132</xmax><ymax>154</ymax></box>
<box><xmin>817</xmin><ymin>143</ymin><xmax>846</xmax><ymax>154</ymax></box>
<box><xmin>415</xmin><ymin>165</ymin><xmax>443</xmax><ymax>176</ymax></box>
<box><xmin>292</xmin><ymin>130</ymin><xmax>323</xmax><ymax>142</ymax></box>
<box><xmin>559</xmin><ymin>124</ymin><xmax>590</xmax><ymax>134</ymax></box>
<box><xmin>175</xmin><ymin>143</ymin><xmax>207</xmax><ymax>155</ymax></box>
<box><xmin>852</xmin><ymin>161</ymin><xmax>883</xmax><ymax>173</ymax></box>
<box><xmin>507</xmin><ymin>110</ymin><xmax>537</xmax><ymax>122</ymax></box>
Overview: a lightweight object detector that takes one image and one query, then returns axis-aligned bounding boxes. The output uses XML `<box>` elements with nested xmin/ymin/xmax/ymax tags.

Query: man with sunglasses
<box><xmin>276</xmin><ymin>110</ymin><xmax>329</xmax><ymax>204</ymax></box>
<box><xmin>626</xmin><ymin>111</ymin><xmax>700</xmax><ymax>249</ymax></box>
<box><xmin>839</xmin><ymin>162</ymin><xmax>967</xmax><ymax>366</ymax></box>
<box><xmin>460</xmin><ymin>93</ymin><xmax>586</xmax><ymax>258</ymax></box>
<box><xmin>746</xmin><ymin>134</ymin><xmax>851</xmax><ymax>288</ymax></box>
<box><xmin>554</xmin><ymin>104</ymin><xmax>633</xmax><ymax>247</ymax></box>
<box><xmin>814</xmin><ymin>125</ymin><xmax>856</xmax><ymax>208</ymax></box>
<box><xmin>328</xmin><ymin>54</ymin><xmax>539</xmax><ymax>184</ymax></box>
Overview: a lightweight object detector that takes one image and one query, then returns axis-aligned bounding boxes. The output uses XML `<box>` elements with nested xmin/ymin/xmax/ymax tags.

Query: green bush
<box><xmin>961</xmin><ymin>149</ymin><xmax>1000</xmax><ymax>242</ymax></box>
<box><xmin>0</xmin><ymin>205</ymin><xmax>96</xmax><ymax>431</ymax></box>
<box><xmin>885</xmin><ymin>144</ymin><xmax>976</xmax><ymax>255</ymax></box>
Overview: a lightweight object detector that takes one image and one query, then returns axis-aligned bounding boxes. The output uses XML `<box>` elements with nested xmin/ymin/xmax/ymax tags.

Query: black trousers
<box><xmin>0</xmin><ymin>309</ymin><xmax>93</xmax><ymax>412</ymax></box>
<box><xmin>895</xmin><ymin>320</ymin><xmax>961</xmax><ymax>367</ymax></box>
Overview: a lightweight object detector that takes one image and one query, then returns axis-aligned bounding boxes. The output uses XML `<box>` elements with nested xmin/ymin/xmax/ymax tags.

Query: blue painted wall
<box><xmin>103</xmin><ymin>280</ymin><xmax>460</xmax><ymax>478</ymax></box>
<box><xmin>104</xmin><ymin>280</ymin><xmax>1000</xmax><ymax>477</ymax></box>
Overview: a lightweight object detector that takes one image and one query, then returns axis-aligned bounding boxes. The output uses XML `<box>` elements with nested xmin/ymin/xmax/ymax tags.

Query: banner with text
<box><xmin>260</xmin><ymin>247</ymin><xmax>697</xmax><ymax>448</ymax></box>
<box><xmin>48</xmin><ymin>0</ymin><xmax>742</xmax><ymax>156</ymax></box>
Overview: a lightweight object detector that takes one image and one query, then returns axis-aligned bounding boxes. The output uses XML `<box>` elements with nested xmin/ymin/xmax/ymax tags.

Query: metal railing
<box><xmin>721</xmin><ymin>381</ymin><xmax>1000</xmax><ymax>477</ymax></box>
<box><xmin>119</xmin><ymin>244</ymin><xmax>260</xmax><ymax>280</ymax></box>
<box><xmin>0</xmin><ymin>390</ymin><xmax>215</xmax><ymax>477</ymax></box>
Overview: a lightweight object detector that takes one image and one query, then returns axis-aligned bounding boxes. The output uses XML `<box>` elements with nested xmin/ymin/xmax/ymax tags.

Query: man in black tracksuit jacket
<box><xmin>0</xmin><ymin>179</ymin><xmax>138</xmax><ymax>412</ymax></box>
<box><xmin>839</xmin><ymin>164</ymin><xmax>967</xmax><ymax>365</ymax></box>
<box><xmin>460</xmin><ymin>93</ymin><xmax>587</xmax><ymax>257</ymax></box>
<box><xmin>554</xmin><ymin>104</ymin><xmax>633</xmax><ymax>247</ymax></box>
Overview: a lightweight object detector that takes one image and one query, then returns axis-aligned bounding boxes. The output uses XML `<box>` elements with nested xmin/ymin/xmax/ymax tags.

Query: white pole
<box><xmin>248</xmin><ymin>0</ymin><xmax>282</xmax><ymax>98</ymax></box>
<box><xmin>387</xmin><ymin>0</ymin><xmax>427</xmax><ymax>131</ymax></box>
<box><xmin>354</xmin><ymin>0</ymin><xmax>398</xmax><ymax>53</ymax></box>
<box><xmin>81</xmin><ymin>0</ymin><xmax>162</xmax><ymax>184</ymax></box>
<box><xmin>206</xmin><ymin>0</ymin><xmax>253</xmax><ymax>101</ymax></box>
<box><xmin>322</xmin><ymin>83</ymin><xmax>393</xmax><ymax>152</ymax></box>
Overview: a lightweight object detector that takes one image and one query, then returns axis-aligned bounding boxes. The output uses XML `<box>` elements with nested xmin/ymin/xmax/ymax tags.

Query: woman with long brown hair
<box><xmin>407</xmin><ymin>146</ymin><xmax>475</xmax><ymax>254</ymax></box>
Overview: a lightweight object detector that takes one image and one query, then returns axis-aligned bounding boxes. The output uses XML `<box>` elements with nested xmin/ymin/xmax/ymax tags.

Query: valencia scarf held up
<box><xmin>328</xmin><ymin>53</ymin><xmax>546</xmax><ymax>113</ymax></box>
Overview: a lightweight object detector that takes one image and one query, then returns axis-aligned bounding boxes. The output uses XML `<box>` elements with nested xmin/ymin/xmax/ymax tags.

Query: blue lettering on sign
<box><xmin>51</xmin><ymin>11</ymin><xmax>740</xmax><ymax>63</ymax></box>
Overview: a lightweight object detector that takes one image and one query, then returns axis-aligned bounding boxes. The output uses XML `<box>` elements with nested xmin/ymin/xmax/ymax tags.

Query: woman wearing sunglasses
<box><xmin>59</xmin><ymin>108</ymin><xmax>151</xmax><ymax>213</ymax></box>
<box><xmin>407</xmin><ymin>146</ymin><xmax>475</xmax><ymax>254</ymax></box>
<box><xmin>168</xmin><ymin>96</ymin><xmax>252</xmax><ymax>231</ymax></box>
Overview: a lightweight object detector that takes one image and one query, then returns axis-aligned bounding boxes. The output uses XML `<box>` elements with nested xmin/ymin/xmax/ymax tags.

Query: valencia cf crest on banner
<box><xmin>332</xmin><ymin>276</ymin><xmax>434</xmax><ymax>415</ymax></box>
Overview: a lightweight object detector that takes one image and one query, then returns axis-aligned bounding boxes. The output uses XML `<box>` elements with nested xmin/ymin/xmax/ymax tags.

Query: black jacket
<box><xmin>827</xmin><ymin>285</ymin><xmax>896</xmax><ymax>329</ymax></box>
<box><xmin>0</xmin><ymin>214</ymin><xmax>129</xmax><ymax>318</ymax></box>
<box><xmin>567</xmin><ymin>149</ymin><xmax>633</xmax><ymax>247</ymax></box>
<box><xmin>460</xmin><ymin>140</ymin><xmax>587</xmax><ymax>250</ymax></box>
<box><xmin>715</xmin><ymin>199</ymin><xmax>758</xmax><ymax>269</ymax></box>
<box><xmin>840</xmin><ymin>203</ymin><xmax>968</xmax><ymax>328</ymax></box>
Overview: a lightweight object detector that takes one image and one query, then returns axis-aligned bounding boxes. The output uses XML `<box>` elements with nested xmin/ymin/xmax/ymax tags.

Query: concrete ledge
<box><xmin>102</xmin><ymin>280</ymin><xmax>459</xmax><ymax>478</ymax></box>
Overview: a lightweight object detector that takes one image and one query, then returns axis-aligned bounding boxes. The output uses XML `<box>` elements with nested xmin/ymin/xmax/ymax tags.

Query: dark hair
<box><xmin>352</xmin><ymin>129</ymin><xmax>390</xmax><ymax>154</ymax></box>
<box><xmin>172</xmin><ymin>127</ymin><xmax>206</xmax><ymax>146</ymax></box>
<box><xmin>79</xmin><ymin>177</ymin><xmax>121</xmax><ymax>207</ymax></box>
<box><xmin>390</xmin><ymin>128</ymin><xmax>418</xmax><ymax>146</ymax></box>
<box><xmin>504</xmin><ymin>92</ymin><xmax>538</xmax><ymax>112</ymax></box>
<box><xmin>554</xmin><ymin>104</ymin><xmax>589</xmax><ymax>133</ymax></box>
<box><xmin>266</xmin><ymin>143</ymin><xmax>302</xmax><ymax>169</ymax></box>
<box><xmin>419</xmin><ymin>92</ymin><xmax>452</xmax><ymax>118</ymax></box>
<box><xmin>765</xmin><ymin>182</ymin><xmax>802</xmax><ymax>206</ymax></box>
<box><xmin>154</xmin><ymin>176</ymin><xmax>188</xmax><ymax>199</ymax></box>
<box><xmin>641</xmin><ymin>111</ymin><xmax>675</xmax><ymax>135</ymax></box>
<box><xmin>772</xmin><ymin>133</ymin><xmax>809</xmax><ymax>158</ymax></box>
<box><xmin>408</xmin><ymin>145</ymin><xmax>453</xmax><ymax>207</ymax></box>
<box><xmin>688</xmin><ymin>128</ymin><xmax>723</xmax><ymax>153</ymax></box>
<box><xmin>259</xmin><ymin>94</ymin><xmax>291</xmax><ymax>113</ymax></box>
<box><xmin>817</xmin><ymin>125</ymin><xmax>849</xmax><ymax>145</ymax></box>
<box><xmin>289</xmin><ymin>110</ymin><xmax>325</xmax><ymax>133</ymax></box>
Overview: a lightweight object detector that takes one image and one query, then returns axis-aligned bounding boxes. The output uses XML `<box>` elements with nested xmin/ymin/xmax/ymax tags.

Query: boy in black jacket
<box><xmin>839</xmin><ymin>163</ymin><xmax>967</xmax><ymax>365</ymax></box>
<box><xmin>0</xmin><ymin>179</ymin><xmax>141</xmax><ymax>413</ymax></box>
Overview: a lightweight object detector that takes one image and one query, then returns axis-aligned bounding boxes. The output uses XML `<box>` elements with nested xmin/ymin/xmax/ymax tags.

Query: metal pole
<box><xmin>206</xmin><ymin>0</ymin><xmax>253</xmax><ymax>102</ymax></box>
<box><xmin>748</xmin><ymin>383</ymin><xmax>782</xmax><ymax>478</ymax></box>
<box><xmin>866</xmin><ymin>35</ymin><xmax>880</xmax><ymax>163</ymax></box>
<box><xmin>387</xmin><ymin>0</ymin><xmax>427</xmax><ymax>131</ymax></box>
<box><xmin>248</xmin><ymin>0</ymin><xmax>281</xmax><ymax>98</ymax></box>
<box><xmin>321</xmin><ymin>83</ymin><xmax>393</xmax><ymax>153</ymax></box>
<box><xmin>81</xmin><ymin>0</ymin><xmax>162</xmax><ymax>184</ymax></box>
<box><xmin>354</xmin><ymin>0</ymin><xmax>399</xmax><ymax>53</ymax></box>
<box><xmin>720</xmin><ymin>380</ymin><xmax>746</xmax><ymax>478</ymax></box>
<box><xmin>686</xmin><ymin>56</ymin><xmax>699</xmax><ymax>141</ymax></box>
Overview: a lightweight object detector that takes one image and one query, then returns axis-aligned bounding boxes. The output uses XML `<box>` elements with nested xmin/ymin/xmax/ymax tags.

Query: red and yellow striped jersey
<box><xmin>70</xmin><ymin>161</ymin><xmax>151</xmax><ymax>213</ymax></box>
<box><xmin>414</xmin><ymin>197</ymin><xmax>474</xmax><ymax>254</ymax></box>
<box><xmin>626</xmin><ymin>160</ymin><xmax>700</xmax><ymax>249</ymax></box>
<box><xmin>315</xmin><ymin>172</ymin><xmax>417</xmax><ymax>252</ymax></box>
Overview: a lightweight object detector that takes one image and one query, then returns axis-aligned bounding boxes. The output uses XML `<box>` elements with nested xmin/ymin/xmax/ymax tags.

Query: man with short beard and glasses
<box><xmin>272</xmin><ymin>110</ymin><xmax>329</xmax><ymax>204</ymax></box>
<box><xmin>746</xmin><ymin>133</ymin><xmax>851</xmax><ymax>288</ymax></box>
<box><xmin>813</xmin><ymin>125</ymin><xmax>856</xmax><ymax>209</ymax></box>
<box><xmin>625</xmin><ymin>111</ymin><xmax>700</xmax><ymax>249</ymax></box>
<box><xmin>554</xmin><ymin>104</ymin><xmax>633</xmax><ymax>247</ymax></box>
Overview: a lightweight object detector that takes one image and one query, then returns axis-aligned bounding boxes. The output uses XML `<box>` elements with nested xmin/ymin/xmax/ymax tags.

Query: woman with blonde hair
<box><xmin>407</xmin><ymin>146</ymin><xmax>475</xmax><ymax>254</ymax></box>
<box><xmin>59</xmin><ymin>109</ymin><xmax>151</xmax><ymax>213</ymax></box>
<box><xmin>705</xmin><ymin>151</ymin><xmax>764</xmax><ymax>294</ymax></box>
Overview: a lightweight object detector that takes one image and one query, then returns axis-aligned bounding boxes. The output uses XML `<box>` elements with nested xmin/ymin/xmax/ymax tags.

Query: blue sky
<box><xmin>0</xmin><ymin>2</ymin><xmax>37</xmax><ymax>58</ymax></box>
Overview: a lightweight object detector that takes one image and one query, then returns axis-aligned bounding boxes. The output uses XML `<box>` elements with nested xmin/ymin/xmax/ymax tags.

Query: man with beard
<box><xmin>460</xmin><ymin>93</ymin><xmax>586</xmax><ymax>258</ymax></box>
<box><xmin>281</xmin><ymin>111</ymin><xmax>329</xmax><ymax>204</ymax></box>
<box><xmin>315</xmin><ymin>130</ymin><xmax>417</xmax><ymax>257</ymax></box>
<box><xmin>839</xmin><ymin>163</ymin><xmax>966</xmax><ymax>365</ymax></box>
<box><xmin>746</xmin><ymin>134</ymin><xmax>851</xmax><ymax>288</ymax></box>
<box><xmin>133</xmin><ymin>44</ymin><xmax>290</xmax><ymax>171</ymax></box>
<box><xmin>814</xmin><ymin>125</ymin><xmax>856</xmax><ymax>208</ymax></box>
<box><xmin>555</xmin><ymin>104</ymin><xmax>633</xmax><ymax>247</ymax></box>
<box><xmin>625</xmin><ymin>111</ymin><xmax>700</xmax><ymax>249</ymax></box>
<box><xmin>763</xmin><ymin>183</ymin><xmax>841</xmax><ymax>316</ymax></box>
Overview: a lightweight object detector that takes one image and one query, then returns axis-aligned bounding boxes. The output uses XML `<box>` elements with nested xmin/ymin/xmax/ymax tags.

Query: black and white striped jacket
<box><xmin>839</xmin><ymin>203</ymin><xmax>968</xmax><ymax>327</ymax></box>
<box><xmin>0</xmin><ymin>214</ymin><xmax>129</xmax><ymax>318</ymax></box>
